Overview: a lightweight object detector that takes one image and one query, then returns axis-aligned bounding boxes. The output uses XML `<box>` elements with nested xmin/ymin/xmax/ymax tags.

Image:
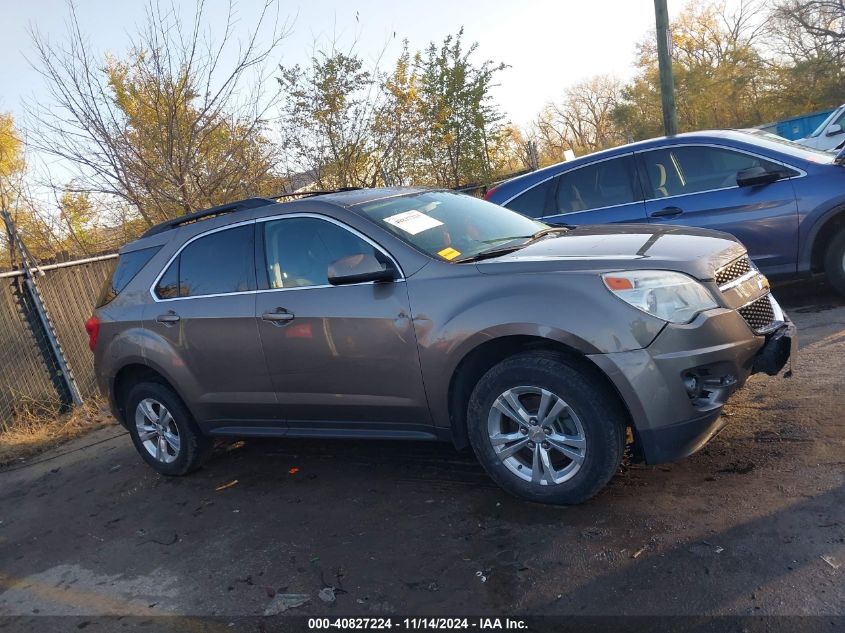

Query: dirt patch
<box><xmin>0</xmin><ymin>399</ymin><xmax>114</xmax><ymax>467</ymax></box>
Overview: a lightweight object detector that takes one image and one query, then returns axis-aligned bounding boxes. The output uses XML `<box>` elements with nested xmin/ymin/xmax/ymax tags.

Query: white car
<box><xmin>795</xmin><ymin>104</ymin><xmax>845</xmax><ymax>151</ymax></box>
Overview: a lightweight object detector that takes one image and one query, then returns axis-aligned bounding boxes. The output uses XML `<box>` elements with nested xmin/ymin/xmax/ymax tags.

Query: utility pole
<box><xmin>654</xmin><ymin>0</ymin><xmax>678</xmax><ymax>136</ymax></box>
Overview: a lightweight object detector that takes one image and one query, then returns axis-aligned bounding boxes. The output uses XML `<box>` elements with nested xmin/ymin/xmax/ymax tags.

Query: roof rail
<box><xmin>138</xmin><ymin>188</ymin><xmax>366</xmax><ymax>239</ymax></box>
<box><xmin>140</xmin><ymin>197</ymin><xmax>275</xmax><ymax>238</ymax></box>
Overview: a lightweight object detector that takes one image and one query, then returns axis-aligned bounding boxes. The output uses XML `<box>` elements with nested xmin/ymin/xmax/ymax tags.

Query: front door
<box><xmin>254</xmin><ymin>215</ymin><xmax>430</xmax><ymax>432</ymax></box>
<box><xmin>145</xmin><ymin>222</ymin><xmax>277</xmax><ymax>425</ymax></box>
<box><xmin>636</xmin><ymin>144</ymin><xmax>800</xmax><ymax>275</ymax></box>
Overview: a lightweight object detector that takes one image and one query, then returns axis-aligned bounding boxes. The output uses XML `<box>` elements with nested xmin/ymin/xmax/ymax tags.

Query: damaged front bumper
<box><xmin>588</xmin><ymin>301</ymin><xmax>796</xmax><ymax>465</ymax></box>
<box><xmin>752</xmin><ymin>318</ymin><xmax>797</xmax><ymax>376</ymax></box>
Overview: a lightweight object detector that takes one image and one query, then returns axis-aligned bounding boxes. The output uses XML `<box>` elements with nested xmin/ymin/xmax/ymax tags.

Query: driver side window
<box><xmin>639</xmin><ymin>146</ymin><xmax>786</xmax><ymax>198</ymax></box>
<box><xmin>262</xmin><ymin>217</ymin><xmax>382</xmax><ymax>289</ymax></box>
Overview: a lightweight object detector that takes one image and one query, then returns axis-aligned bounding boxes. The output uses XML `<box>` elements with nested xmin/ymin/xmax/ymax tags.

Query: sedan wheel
<box><xmin>488</xmin><ymin>386</ymin><xmax>587</xmax><ymax>485</ymax></box>
<box><xmin>135</xmin><ymin>398</ymin><xmax>181</xmax><ymax>464</ymax></box>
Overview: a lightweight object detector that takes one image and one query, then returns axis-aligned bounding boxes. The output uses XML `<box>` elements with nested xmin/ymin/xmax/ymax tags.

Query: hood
<box><xmin>474</xmin><ymin>224</ymin><xmax>746</xmax><ymax>281</ymax></box>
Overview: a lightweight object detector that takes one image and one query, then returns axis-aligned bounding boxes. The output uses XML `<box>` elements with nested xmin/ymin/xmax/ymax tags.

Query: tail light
<box><xmin>85</xmin><ymin>315</ymin><xmax>100</xmax><ymax>352</ymax></box>
<box><xmin>483</xmin><ymin>186</ymin><xmax>498</xmax><ymax>201</ymax></box>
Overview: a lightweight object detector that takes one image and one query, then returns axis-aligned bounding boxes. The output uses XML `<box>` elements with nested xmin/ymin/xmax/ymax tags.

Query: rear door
<box><xmin>504</xmin><ymin>154</ymin><xmax>648</xmax><ymax>225</ymax></box>
<box><xmin>145</xmin><ymin>222</ymin><xmax>277</xmax><ymax>425</ymax></box>
<box><xmin>636</xmin><ymin>144</ymin><xmax>800</xmax><ymax>275</ymax></box>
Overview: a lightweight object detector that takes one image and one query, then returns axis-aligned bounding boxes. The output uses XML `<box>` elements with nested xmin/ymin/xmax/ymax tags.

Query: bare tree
<box><xmin>25</xmin><ymin>0</ymin><xmax>292</xmax><ymax>227</ymax></box>
<box><xmin>536</xmin><ymin>75</ymin><xmax>625</xmax><ymax>160</ymax></box>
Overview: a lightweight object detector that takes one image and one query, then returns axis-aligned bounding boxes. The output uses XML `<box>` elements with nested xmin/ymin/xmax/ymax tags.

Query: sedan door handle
<box><xmin>650</xmin><ymin>206</ymin><xmax>684</xmax><ymax>218</ymax></box>
<box><xmin>155</xmin><ymin>311</ymin><xmax>180</xmax><ymax>325</ymax></box>
<box><xmin>262</xmin><ymin>309</ymin><xmax>295</xmax><ymax>324</ymax></box>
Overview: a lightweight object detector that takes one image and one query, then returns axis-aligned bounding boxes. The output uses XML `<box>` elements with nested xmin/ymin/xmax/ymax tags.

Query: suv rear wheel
<box><xmin>467</xmin><ymin>352</ymin><xmax>625</xmax><ymax>504</ymax></box>
<box><xmin>125</xmin><ymin>382</ymin><xmax>213</xmax><ymax>476</ymax></box>
<box><xmin>825</xmin><ymin>227</ymin><xmax>845</xmax><ymax>296</ymax></box>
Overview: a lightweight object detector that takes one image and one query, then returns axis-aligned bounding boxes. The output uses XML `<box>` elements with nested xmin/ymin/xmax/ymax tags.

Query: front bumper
<box><xmin>588</xmin><ymin>305</ymin><xmax>796</xmax><ymax>464</ymax></box>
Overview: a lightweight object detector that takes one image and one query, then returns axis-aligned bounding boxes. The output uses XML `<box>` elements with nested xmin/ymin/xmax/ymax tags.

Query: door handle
<box><xmin>650</xmin><ymin>206</ymin><xmax>684</xmax><ymax>218</ymax></box>
<box><xmin>262</xmin><ymin>309</ymin><xmax>295</xmax><ymax>325</ymax></box>
<box><xmin>156</xmin><ymin>311</ymin><xmax>180</xmax><ymax>325</ymax></box>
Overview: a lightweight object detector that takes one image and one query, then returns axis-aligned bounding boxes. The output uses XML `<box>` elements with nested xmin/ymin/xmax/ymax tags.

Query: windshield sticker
<box><xmin>437</xmin><ymin>247</ymin><xmax>461</xmax><ymax>260</ymax></box>
<box><xmin>383</xmin><ymin>210</ymin><xmax>443</xmax><ymax>235</ymax></box>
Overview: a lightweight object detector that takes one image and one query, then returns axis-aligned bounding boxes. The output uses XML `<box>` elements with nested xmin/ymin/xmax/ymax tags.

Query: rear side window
<box><xmin>155</xmin><ymin>224</ymin><xmax>256</xmax><ymax>299</ymax></box>
<box><xmin>504</xmin><ymin>179</ymin><xmax>555</xmax><ymax>218</ymax></box>
<box><xmin>96</xmin><ymin>246</ymin><xmax>160</xmax><ymax>307</ymax></box>
<box><xmin>550</xmin><ymin>155</ymin><xmax>640</xmax><ymax>215</ymax></box>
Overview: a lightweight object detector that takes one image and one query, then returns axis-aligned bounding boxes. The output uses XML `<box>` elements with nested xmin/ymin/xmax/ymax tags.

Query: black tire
<box><xmin>825</xmin><ymin>227</ymin><xmax>845</xmax><ymax>297</ymax></box>
<box><xmin>125</xmin><ymin>381</ymin><xmax>213</xmax><ymax>476</ymax></box>
<box><xmin>467</xmin><ymin>352</ymin><xmax>626</xmax><ymax>505</ymax></box>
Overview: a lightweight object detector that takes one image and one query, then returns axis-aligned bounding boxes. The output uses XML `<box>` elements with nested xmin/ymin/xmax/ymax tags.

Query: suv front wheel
<box><xmin>125</xmin><ymin>382</ymin><xmax>213</xmax><ymax>476</ymax></box>
<box><xmin>467</xmin><ymin>352</ymin><xmax>625</xmax><ymax>504</ymax></box>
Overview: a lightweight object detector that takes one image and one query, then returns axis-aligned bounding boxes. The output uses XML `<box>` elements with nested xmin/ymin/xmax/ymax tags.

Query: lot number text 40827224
<box><xmin>307</xmin><ymin>618</ymin><xmax>529</xmax><ymax>630</ymax></box>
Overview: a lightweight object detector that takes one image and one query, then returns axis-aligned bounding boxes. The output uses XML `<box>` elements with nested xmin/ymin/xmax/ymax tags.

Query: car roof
<box><xmin>316</xmin><ymin>186</ymin><xmax>432</xmax><ymax>207</ymax></box>
<box><xmin>487</xmin><ymin>129</ymin><xmax>808</xmax><ymax>199</ymax></box>
<box><xmin>121</xmin><ymin>186</ymin><xmax>435</xmax><ymax>253</ymax></box>
<box><xmin>528</xmin><ymin>129</ymin><xmax>754</xmax><ymax>173</ymax></box>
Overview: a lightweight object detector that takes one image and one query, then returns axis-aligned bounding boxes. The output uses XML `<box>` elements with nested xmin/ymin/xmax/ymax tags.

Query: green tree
<box><xmin>278</xmin><ymin>49</ymin><xmax>383</xmax><ymax>189</ymax></box>
<box><xmin>414</xmin><ymin>29</ymin><xmax>506</xmax><ymax>187</ymax></box>
<box><xmin>614</xmin><ymin>1</ymin><xmax>773</xmax><ymax>140</ymax></box>
<box><xmin>767</xmin><ymin>0</ymin><xmax>845</xmax><ymax>116</ymax></box>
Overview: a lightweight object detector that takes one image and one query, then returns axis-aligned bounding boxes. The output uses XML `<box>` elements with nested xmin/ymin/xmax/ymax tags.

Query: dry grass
<box><xmin>0</xmin><ymin>397</ymin><xmax>115</xmax><ymax>466</ymax></box>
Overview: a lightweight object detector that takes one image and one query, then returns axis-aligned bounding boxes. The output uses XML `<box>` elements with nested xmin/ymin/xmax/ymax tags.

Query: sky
<box><xmin>0</xmin><ymin>0</ymin><xmax>694</xmax><ymax>131</ymax></box>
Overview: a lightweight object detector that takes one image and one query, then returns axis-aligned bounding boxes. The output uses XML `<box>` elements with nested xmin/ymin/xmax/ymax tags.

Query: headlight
<box><xmin>602</xmin><ymin>270</ymin><xmax>718</xmax><ymax>324</ymax></box>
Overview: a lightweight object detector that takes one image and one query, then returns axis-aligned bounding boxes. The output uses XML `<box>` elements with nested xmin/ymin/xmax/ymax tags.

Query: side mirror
<box><xmin>327</xmin><ymin>253</ymin><xmax>398</xmax><ymax>286</ymax></box>
<box><xmin>736</xmin><ymin>165</ymin><xmax>782</xmax><ymax>188</ymax></box>
<box><xmin>826</xmin><ymin>123</ymin><xmax>843</xmax><ymax>137</ymax></box>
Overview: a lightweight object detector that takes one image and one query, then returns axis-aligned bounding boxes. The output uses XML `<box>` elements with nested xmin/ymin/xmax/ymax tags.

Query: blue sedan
<box><xmin>484</xmin><ymin>130</ymin><xmax>845</xmax><ymax>294</ymax></box>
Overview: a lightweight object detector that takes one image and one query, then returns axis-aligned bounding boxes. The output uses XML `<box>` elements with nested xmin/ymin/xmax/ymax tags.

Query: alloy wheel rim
<box><xmin>135</xmin><ymin>398</ymin><xmax>180</xmax><ymax>464</ymax></box>
<box><xmin>487</xmin><ymin>386</ymin><xmax>586</xmax><ymax>485</ymax></box>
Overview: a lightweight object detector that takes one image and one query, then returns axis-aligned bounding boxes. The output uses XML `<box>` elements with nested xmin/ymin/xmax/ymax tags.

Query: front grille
<box><xmin>716</xmin><ymin>256</ymin><xmax>752</xmax><ymax>287</ymax></box>
<box><xmin>738</xmin><ymin>295</ymin><xmax>776</xmax><ymax>333</ymax></box>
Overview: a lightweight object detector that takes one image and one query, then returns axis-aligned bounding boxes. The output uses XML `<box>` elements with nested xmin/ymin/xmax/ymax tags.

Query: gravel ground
<box><xmin>0</xmin><ymin>278</ymin><xmax>842</xmax><ymax>622</ymax></box>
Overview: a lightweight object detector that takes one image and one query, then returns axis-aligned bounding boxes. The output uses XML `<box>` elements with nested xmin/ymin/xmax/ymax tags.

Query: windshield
<box><xmin>736</xmin><ymin>130</ymin><xmax>835</xmax><ymax>164</ymax></box>
<box><xmin>357</xmin><ymin>191</ymin><xmax>546</xmax><ymax>261</ymax></box>
<box><xmin>808</xmin><ymin>106</ymin><xmax>844</xmax><ymax>138</ymax></box>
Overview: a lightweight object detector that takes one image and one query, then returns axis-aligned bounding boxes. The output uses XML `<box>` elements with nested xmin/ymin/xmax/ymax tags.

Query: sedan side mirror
<box><xmin>736</xmin><ymin>165</ymin><xmax>783</xmax><ymax>188</ymax></box>
<box><xmin>826</xmin><ymin>123</ymin><xmax>843</xmax><ymax>137</ymax></box>
<box><xmin>328</xmin><ymin>253</ymin><xmax>398</xmax><ymax>286</ymax></box>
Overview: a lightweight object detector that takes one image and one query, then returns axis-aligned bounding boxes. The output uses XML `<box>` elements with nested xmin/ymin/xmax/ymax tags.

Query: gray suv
<box><xmin>88</xmin><ymin>188</ymin><xmax>795</xmax><ymax>504</ymax></box>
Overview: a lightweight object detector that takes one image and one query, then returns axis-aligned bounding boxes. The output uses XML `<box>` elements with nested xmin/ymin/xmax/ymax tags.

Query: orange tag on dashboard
<box><xmin>438</xmin><ymin>247</ymin><xmax>461</xmax><ymax>260</ymax></box>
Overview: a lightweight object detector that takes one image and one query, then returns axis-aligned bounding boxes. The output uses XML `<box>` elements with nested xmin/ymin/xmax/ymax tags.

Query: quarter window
<box><xmin>154</xmin><ymin>224</ymin><xmax>256</xmax><ymax>299</ymax></box>
<box><xmin>262</xmin><ymin>217</ymin><xmax>385</xmax><ymax>289</ymax></box>
<box><xmin>639</xmin><ymin>146</ymin><xmax>788</xmax><ymax>198</ymax></box>
<box><xmin>97</xmin><ymin>246</ymin><xmax>160</xmax><ymax>307</ymax></box>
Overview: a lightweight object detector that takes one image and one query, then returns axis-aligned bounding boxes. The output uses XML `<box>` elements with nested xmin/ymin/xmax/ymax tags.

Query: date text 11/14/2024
<box><xmin>307</xmin><ymin>618</ymin><xmax>529</xmax><ymax>630</ymax></box>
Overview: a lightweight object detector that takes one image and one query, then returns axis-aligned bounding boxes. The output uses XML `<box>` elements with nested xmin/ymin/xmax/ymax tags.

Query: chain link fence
<box><xmin>0</xmin><ymin>256</ymin><xmax>116</xmax><ymax>427</ymax></box>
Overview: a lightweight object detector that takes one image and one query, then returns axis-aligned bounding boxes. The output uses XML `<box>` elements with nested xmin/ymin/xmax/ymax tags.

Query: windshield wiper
<box><xmin>454</xmin><ymin>244</ymin><xmax>527</xmax><ymax>263</ymax></box>
<box><xmin>455</xmin><ymin>226</ymin><xmax>573</xmax><ymax>263</ymax></box>
<box><xmin>528</xmin><ymin>226</ymin><xmax>572</xmax><ymax>240</ymax></box>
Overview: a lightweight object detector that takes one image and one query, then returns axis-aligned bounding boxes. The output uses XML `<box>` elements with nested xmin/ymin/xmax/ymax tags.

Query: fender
<box><xmin>408</xmin><ymin>271</ymin><xmax>666</xmax><ymax>431</ymax></box>
<box><xmin>106</xmin><ymin>325</ymin><xmax>205</xmax><ymax>424</ymax></box>
<box><xmin>798</xmin><ymin>199</ymin><xmax>845</xmax><ymax>272</ymax></box>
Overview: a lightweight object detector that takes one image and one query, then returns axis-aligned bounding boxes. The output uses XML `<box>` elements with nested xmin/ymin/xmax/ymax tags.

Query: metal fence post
<box><xmin>1</xmin><ymin>210</ymin><xmax>83</xmax><ymax>408</ymax></box>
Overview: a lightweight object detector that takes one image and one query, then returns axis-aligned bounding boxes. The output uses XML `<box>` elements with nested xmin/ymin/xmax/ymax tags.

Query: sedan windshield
<box><xmin>356</xmin><ymin>191</ymin><xmax>547</xmax><ymax>262</ymax></box>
